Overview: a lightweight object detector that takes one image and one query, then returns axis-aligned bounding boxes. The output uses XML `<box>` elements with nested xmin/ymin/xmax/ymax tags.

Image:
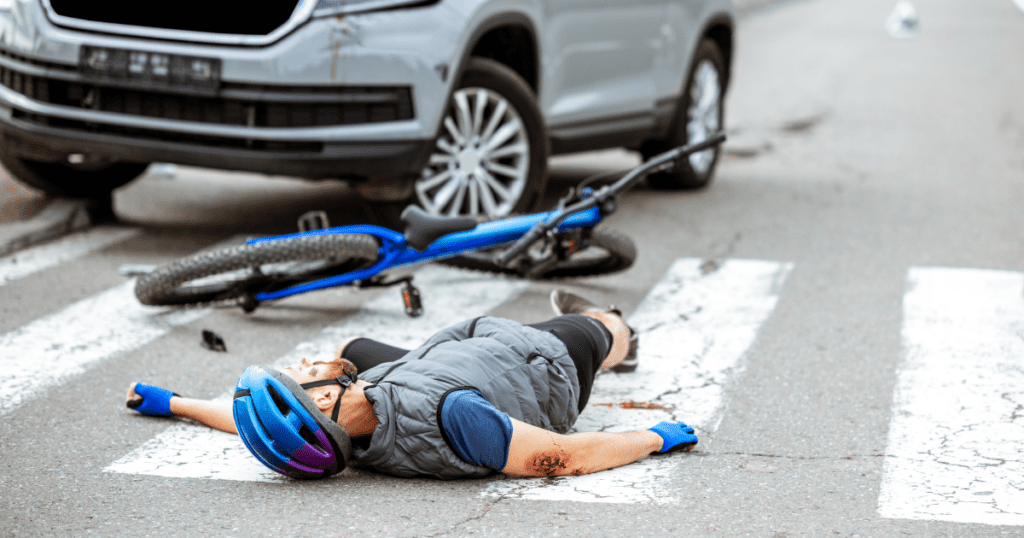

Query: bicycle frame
<box><xmin>239</xmin><ymin>132</ymin><xmax>725</xmax><ymax>303</ymax></box>
<box><xmin>246</xmin><ymin>205</ymin><xmax>605</xmax><ymax>301</ymax></box>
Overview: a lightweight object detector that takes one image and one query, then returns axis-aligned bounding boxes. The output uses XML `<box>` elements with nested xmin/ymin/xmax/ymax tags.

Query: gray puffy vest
<box><xmin>352</xmin><ymin>316</ymin><xmax>580</xmax><ymax>479</ymax></box>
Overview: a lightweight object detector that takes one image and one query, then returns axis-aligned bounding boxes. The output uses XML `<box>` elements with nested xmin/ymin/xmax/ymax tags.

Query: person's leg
<box><xmin>336</xmin><ymin>337</ymin><xmax>411</xmax><ymax>372</ymax></box>
<box><xmin>527</xmin><ymin>314</ymin><xmax>612</xmax><ymax>411</ymax></box>
<box><xmin>550</xmin><ymin>290</ymin><xmax>637</xmax><ymax>372</ymax></box>
<box><xmin>574</xmin><ymin>311</ymin><xmax>631</xmax><ymax>370</ymax></box>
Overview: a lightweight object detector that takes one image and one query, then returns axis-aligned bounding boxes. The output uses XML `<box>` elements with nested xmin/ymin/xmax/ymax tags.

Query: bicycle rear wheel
<box><xmin>135</xmin><ymin>234</ymin><xmax>380</xmax><ymax>307</ymax></box>
<box><xmin>438</xmin><ymin>229</ymin><xmax>636</xmax><ymax>279</ymax></box>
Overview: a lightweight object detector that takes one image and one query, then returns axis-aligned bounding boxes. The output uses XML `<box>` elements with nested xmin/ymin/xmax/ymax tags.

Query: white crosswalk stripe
<box><xmin>0</xmin><ymin>280</ymin><xmax>210</xmax><ymax>416</ymax></box>
<box><xmin>0</xmin><ymin>226</ymin><xmax>139</xmax><ymax>285</ymax></box>
<box><xmin>878</xmin><ymin>266</ymin><xmax>1024</xmax><ymax>526</ymax></box>
<box><xmin>482</xmin><ymin>257</ymin><xmax>793</xmax><ymax>503</ymax></box>
<box><xmin>104</xmin><ymin>265</ymin><xmax>530</xmax><ymax>481</ymax></box>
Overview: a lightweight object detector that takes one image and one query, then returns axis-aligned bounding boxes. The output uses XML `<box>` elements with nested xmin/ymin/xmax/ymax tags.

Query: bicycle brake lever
<box><xmin>665</xmin><ymin>131</ymin><xmax>728</xmax><ymax>172</ymax></box>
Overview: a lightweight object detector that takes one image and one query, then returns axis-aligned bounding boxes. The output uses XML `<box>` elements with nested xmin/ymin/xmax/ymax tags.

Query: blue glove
<box><xmin>648</xmin><ymin>421</ymin><xmax>698</xmax><ymax>453</ymax></box>
<box><xmin>126</xmin><ymin>383</ymin><xmax>179</xmax><ymax>417</ymax></box>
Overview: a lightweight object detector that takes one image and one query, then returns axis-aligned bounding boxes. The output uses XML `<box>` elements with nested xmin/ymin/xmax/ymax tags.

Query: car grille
<box><xmin>46</xmin><ymin>0</ymin><xmax>301</xmax><ymax>36</ymax></box>
<box><xmin>0</xmin><ymin>52</ymin><xmax>415</xmax><ymax>129</ymax></box>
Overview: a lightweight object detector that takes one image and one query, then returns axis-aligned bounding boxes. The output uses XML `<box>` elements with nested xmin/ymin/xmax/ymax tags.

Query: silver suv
<box><xmin>0</xmin><ymin>0</ymin><xmax>735</xmax><ymax>219</ymax></box>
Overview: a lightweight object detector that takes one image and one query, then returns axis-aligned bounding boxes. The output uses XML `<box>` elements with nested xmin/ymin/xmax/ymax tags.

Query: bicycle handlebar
<box><xmin>492</xmin><ymin>132</ymin><xmax>727</xmax><ymax>268</ymax></box>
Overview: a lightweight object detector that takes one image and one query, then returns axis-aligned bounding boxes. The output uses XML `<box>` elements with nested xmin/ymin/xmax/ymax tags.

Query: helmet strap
<box><xmin>300</xmin><ymin>370</ymin><xmax>359</xmax><ymax>423</ymax></box>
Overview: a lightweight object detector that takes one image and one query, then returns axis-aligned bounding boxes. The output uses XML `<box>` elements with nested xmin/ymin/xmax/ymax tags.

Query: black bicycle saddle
<box><xmin>401</xmin><ymin>205</ymin><xmax>478</xmax><ymax>251</ymax></box>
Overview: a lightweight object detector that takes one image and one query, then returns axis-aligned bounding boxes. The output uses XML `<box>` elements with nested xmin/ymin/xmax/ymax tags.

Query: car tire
<box><xmin>0</xmin><ymin>152</ymin><xmax>149</xmax><ymax>200</ymax></box>
<box><xmin>415</xmin><ymin>57</ymin><xmax>548</xmax><ymax>218</ymax></box>
<box><xmin>644</xmin><ymin>38</ymin><xmax>726</xmax><ymax>190</ymax></box>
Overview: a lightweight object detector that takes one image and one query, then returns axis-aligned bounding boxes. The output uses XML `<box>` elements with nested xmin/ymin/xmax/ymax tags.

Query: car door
<box><xmin>540</xmin><ymin>0</ymin><xmax>663</xmax><ymax>134</ymax></box>
<box><xmin>655</xmin><ymin>0</ymin><xmax>708</xmax><ymax>105</ymax></box>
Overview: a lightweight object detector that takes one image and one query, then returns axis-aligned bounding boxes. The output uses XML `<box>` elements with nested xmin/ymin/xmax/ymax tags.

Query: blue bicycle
<box><xmin>135</xmin><ymin>133</ymin><xmax>725</xmax><ymax>314</ymax></box>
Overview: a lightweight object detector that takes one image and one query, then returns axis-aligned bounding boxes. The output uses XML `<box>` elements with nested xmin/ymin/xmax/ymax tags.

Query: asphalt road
<box><xmin>2</xmin><ymin>0</ymin><xmax>1024</xmax><ymax>536</ymax></box>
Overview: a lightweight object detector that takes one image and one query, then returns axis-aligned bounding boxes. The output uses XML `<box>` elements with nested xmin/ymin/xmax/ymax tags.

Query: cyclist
<box><xmin>126</xmin><ymin>290</ymin><xmax>699</xmax><ymax>479</ymax></box>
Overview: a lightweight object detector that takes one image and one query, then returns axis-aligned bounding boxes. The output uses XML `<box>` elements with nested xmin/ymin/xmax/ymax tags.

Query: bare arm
<box><xmin>170</xmin><ymin>397</ymin><xmax>237</xmax><ymax>434</ymax></box>
<box><xmin>126</xmin><ymin>384</ymin><xmax>236</xmax><ymax>434</ymax></box>
<box><xmin>501</xmin><ymin>418</ymin><xmax>667</xmax><ymax>477</ymax></box>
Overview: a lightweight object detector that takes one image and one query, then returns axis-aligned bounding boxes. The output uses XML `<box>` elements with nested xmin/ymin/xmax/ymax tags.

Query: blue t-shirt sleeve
<box><xmin>440</xmin><ymin>389</ymin><xmax>514</xmax><ymax>470</ymax></box>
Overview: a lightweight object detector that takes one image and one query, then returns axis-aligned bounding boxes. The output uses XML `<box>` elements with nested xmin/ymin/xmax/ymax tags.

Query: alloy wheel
<box><xmin>417</xmin><ymin>87</ymin><xmax>530</xmax><ymax>218</ymax></box>
<box><xmin>685</xmin><ymin>59</ymin><xmax>723</xmax><ymax>175</ymax></box>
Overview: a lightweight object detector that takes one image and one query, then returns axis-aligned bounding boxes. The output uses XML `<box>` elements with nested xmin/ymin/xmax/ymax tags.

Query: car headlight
<box><xmin>313</xmin><ymin>0</ymin><xmax>436</xmax><ymax>17</ymax></box>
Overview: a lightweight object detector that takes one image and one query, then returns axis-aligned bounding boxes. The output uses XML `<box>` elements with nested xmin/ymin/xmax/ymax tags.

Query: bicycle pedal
<box><xmin>239</xmin><ymin>294</ymin><xmax>260</xmax><ymax>314</ymax></box>
<box><xmin>401</xmin><ymin>281</ymin><xmax>423</xmax><ymax>317</ymax></box>
<box><xmin>297</xmin><ymin>210</ymin><xmax>330</xmax><ymax>232</ymax></box>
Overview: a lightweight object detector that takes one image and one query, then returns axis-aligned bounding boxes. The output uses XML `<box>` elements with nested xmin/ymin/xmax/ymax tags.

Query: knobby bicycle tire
<box><xmin>135</xmin><ymin>234</ymin><xmax>380</xmax><ymax>307</ymax></box>
<box><xmin>438</xmin><ymin>229</ymin><xmax>637</xmax><ymax>279</ymax></box>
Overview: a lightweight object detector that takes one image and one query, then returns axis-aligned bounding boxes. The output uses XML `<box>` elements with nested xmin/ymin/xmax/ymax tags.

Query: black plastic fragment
<box><xmin>201</xmin><ymin>329</ymin><xmax>227</xmax><ymax>352</ymax></box>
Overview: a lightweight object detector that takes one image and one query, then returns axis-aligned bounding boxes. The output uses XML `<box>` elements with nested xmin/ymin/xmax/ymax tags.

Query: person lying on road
<box><xmin>125</xmin><ymin>290</ymin><xmax>699</xmax><ymax>479</ymax></box>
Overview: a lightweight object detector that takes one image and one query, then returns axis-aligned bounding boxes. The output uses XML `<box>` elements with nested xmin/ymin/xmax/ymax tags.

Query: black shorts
<box><xmin>341</xmin><ymin>315</ymin><xmax>611</xmax><ymax>412</ymax></box>
<box><xmin>524</xmin><ymin>314</ymin><xmax>611</xmax><ymax>412</ymax></box>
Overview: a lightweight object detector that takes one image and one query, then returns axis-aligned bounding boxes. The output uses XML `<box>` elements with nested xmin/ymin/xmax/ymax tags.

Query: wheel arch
<box><xmin>457</xmin><ymin>14</ymin><xmax>540</xmax><ymax>94</ymax></box>
<box><xmin>700</xmin><ymin>15</ymin><xmax>735</xmax><ymax>91</ymax></box>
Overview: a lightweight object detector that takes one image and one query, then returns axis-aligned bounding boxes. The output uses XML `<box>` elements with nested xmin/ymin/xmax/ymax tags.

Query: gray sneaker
<box><xmin>549</xmin><ymin>289</ymin><xmax>638</xmax><ymax>373</ymax></box>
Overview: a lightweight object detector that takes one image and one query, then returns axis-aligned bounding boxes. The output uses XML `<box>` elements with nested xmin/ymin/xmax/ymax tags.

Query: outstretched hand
<box><xmin>126</xmin><ymin>383</ymin><xmax>179</xmax><ymax>417</ymax></box>
<box><xmin>648</xmin><ymin>421</ymin><xmax>698</xmax><ymax>453</ymax></box>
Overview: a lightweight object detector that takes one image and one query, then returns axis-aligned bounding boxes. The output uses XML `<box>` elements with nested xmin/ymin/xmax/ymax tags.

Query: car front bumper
<box><xmin>0</xmin><ymin>0</ymin><xmax>462</xmax><ymax>180</ymax></box>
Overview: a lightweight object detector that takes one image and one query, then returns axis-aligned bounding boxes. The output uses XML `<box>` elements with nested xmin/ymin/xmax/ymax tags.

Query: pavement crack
<box><xmin>718</xmin><ymin>451</ymin><xmax>887</xmax><ymax>461</ymax></box>
<box><xmin>1002</xmin><ymin>391</ymin><xmax>1023</xmax><ymax>421</ymax></box>
<box><xmin>636</xmin><ymin>306</ymin><xmax>701</xmax><ymax>333</ymax></box>
<box><xmin>701</xmin><ymin>233</ymin><xmax>741</xmax><ymax>275</ymax></box>
<box><xmin>424</xmin><ymin>492</ymin><xmax>504</xmax><ymax>538</ymax></box>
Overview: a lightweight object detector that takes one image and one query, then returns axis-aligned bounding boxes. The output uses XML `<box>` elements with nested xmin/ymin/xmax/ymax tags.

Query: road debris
<box><xmin>201</xmin><ymin>329</ymin><xmax>227</xmax><ymax>352</ymax></box>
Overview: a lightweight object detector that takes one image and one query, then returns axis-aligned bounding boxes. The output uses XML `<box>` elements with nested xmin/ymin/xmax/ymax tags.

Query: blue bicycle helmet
<box><xmin>232</xmin><ymin>365</ymin><xmax>355</xmax><ymax>479</ymax></box>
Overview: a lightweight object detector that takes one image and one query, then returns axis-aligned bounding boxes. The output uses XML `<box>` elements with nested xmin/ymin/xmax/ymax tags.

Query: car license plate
<box><xmin>79</xmin><ymin>45</ymin><xmax>221</xmax><ymax>92</ymax></box>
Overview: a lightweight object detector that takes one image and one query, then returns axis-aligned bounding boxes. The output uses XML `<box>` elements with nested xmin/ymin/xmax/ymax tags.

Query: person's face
<box><xmin>281</xmin><ymin>357</ymin><xmax>337</xmax><ymax>384</ymax></box>
<box><xmin>279</xmin><ymin>358</ymin><xmax>367</xmax><ymax>423</ymax></box>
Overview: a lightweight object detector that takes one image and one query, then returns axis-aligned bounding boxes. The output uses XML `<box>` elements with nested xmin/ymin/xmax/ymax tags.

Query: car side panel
<box><xmin>538</xmin><ymin>0</ymin><xmax>662</xmax><ymax>132</ymax></box>
<box><xmin>655</xmin><ymin>0</ymin><xmax>736</xmax><ymax>108</ymax></box>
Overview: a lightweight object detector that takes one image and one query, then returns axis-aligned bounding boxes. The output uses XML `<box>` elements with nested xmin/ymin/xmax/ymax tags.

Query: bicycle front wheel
<box><xmin>438</xmin><ymin>229</ymin><xmax>637</xmax><ymax>279</ymax></box>
<box><xmin>135</xmin><ymin>234</ymin><xmax>380</xmax><ymax>307</ymax></box>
